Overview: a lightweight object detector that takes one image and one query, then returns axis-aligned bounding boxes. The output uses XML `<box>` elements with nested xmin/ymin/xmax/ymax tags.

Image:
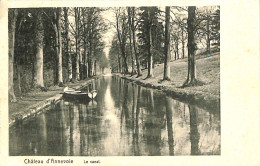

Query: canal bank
<box><xmin>118</xmin><ymin>54</ymin><xmax>220</xmax><ymax>111</ymax></box>
<box><xmin>10</xmin><ymin>75</ymin><xmax>221</xmax><ymax>156</ymax></box>
<box><xmin>9</xmin><ymin>78</ymin><xmax>97</xmax><ymax>127</ymax></box>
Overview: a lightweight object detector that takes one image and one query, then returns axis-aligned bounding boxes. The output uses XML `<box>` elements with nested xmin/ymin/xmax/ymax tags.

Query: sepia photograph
<box><xmin>1</xmin><ymin>0</ymin><xmax>259</xmax><ymax>165</ymax></box>
<box><xmin>8</xmin><ymin>6</ymin><xmax>221</xmax><ymax>156</ymax></box>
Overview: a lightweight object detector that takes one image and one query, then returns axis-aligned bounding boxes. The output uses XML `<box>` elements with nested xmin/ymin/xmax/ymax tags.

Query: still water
<box><xmin>9</xmin><ymin>76</ymin><xmax>220</xmax><ymax>156</ymax></box>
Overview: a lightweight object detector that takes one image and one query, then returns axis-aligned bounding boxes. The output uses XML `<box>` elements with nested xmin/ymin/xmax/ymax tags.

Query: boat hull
<box><xmin>63</xmin><ymin>91</ymin><xmax>91</xmax><ymax>102</ymax></box>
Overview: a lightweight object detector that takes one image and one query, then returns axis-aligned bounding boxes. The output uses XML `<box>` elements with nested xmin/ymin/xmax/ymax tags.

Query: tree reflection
<box><xmin>9</xmin><ymin>76</ymin><xmax>220</xmax><ymax>156</ymax></box>
<box><xmin>143</xmin><ymin>88</ymin><xmax>162</xmax><ymax>156</ymax></box>
<box><xmin>69</xmin><ymin>103</ymin><xmax>74</xmax><ymax>155</ymax></box>
<box><xmin>131</xmin><ymin>84</ymin><xmax>140</xmax><ymax>155</ymax></box>
<box><xmin>78</xmin><ymin>104</ymin><xmax>85</xmax><ymax>155</ymax></box>
<box><xmin>189</xmin><ymin>105</ymin><xmax>200</xmax><ymax>155</ymax></box>
<box><xmin>165</xmin><ymin>97</ymin><xmax>174</xmax><ymax>155</ymax></box>
<box><xmin>121</xmin><ymin>80</ymin><xmax>130</xmax><ymax>128</ymax></box>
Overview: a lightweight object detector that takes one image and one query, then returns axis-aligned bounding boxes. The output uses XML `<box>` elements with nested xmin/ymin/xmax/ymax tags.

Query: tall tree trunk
<box><xmin>116</xmin><ymin>11</ymin><xmax>128</xmax><ymax>74</ymax></box>
<box><xmin>16</xmin><ymin>64</ymin><xmax>22</xmax><ymax>95</ymax></box>
<box><xmin>76</xmin><ymin>51</ymin><xmax>80</xmax><ymax>80</ymax></box>
<box><xmin>79</xmin><ymin>51</ymin><xmax>83</xmax><ymax>79</ymax></box>
<box><xmin>34</xmin><ymin>10</ymin><xmax>45</xmax><ymax>88</ymax></box>
<box><xmin>118</xmin><ymin>54</ymin><xmax>121</xmax><ymax>73</ymax></box>
<box><xmin>88</xmin><ymin>57</ymin><xmax>92</xmax><ymax>77</ymax></box>
<box><xmin>131</xmin><ymin>7</ymin><xmax>142</xmax><ymax>77</ymax></box>
<box><xmin>8</xmin><ymin>8</ymin><xmax>17</xmax><ymax>102</ymax></box>
<box><xmin>88</xmin><ymin>48</ymin><xmax>93</xmax><ymax>77</ymax></box>
<box><xmin>53</xmin><ymin>11</ymin><xmax>59</xmax><ymax>84</ymax></box>
<box><xmin>189</xmin><ymin>7</ymin><xmax>196</xmax><ymax>84</ymax></box>
<box><xmin>87</xmin><ymin>21</ymin><xmax>93</xmax><ymax>77</ymax></box>
<box><xmin>163</xmin><ymin>6</ymin><xmax>171</xmax><ymax>81</ymax></box>
<box><xmin>174</xmin><ymin>49</ymin><xmax>177</xmax><ymax>60</ymax></box>
<box><xmin>176</xmin><ymin>39</ymin><xmax>179</xmax><ymax>59</ymax></box>
<box><xmin>94</xmin><ymin>60</ymin><xmax>97</xmax><ymax>76</ymax></box>
<box><xmin>56</xmin><ymin>8</ymin><xmax>63</xmax><ymax>86</ymax></box>
<box><xmin>127</xmin><ymin>7</ymin><xmax>135</xmax><ymax>75</ymax></box>
<box><xmin>120</xmin><ymin>44</ymin><xmax>128</xmax><ymax>74</ymax></box>
<box><xmin>146</xmin><ymin>9</ymin><xmax>153</xmax><ymax>78</ymax></box>
<box><xmin>206</xmin><ymin>16</ymin><xmax>211</xmax><ymax>54</ymax></box>
<box><xmin>75</xmin><ymin>8</ymin><xmax>80</xmax><ymax>80</ymax></box>
<box><xmin>64</xmin><ymin>8</ymin><xmax>72</xmax><ymax>81</ymax></box>
<box><xmin>183</xmin><ymin>6</ymin><xmax>197</xmax><ymax>86</ymax></box>
<box><xmin>83</xmin><ymin>47</ymin><xmax>88</xmax><ymax>78</ymax></box>
<box><xmin>82</xmin><ymin>13</ymin><xmax>88</xmax><ymax>79</ymax></box>
<box><xmin>181</xmin><ymin>26</ymin><xmax>185</xmax><ymax>59</ymax></box>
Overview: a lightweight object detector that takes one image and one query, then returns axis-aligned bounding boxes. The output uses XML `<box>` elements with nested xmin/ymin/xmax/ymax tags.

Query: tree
<box><xmin>127</xmin><ymin>7</ymin><xmax>136</xmax><ymax>75</ymax></box>
<box><xmin>98</xmin><ymin>53</ymin><xmax>109</xmax><ymax>74</ymax></box>
<box><xmin>74</xmin><ymin>7</ymin><xmax>80</xmax><ymax>80</ymax></box>
<box><xmin>170</xmin><ymin>7</ymin><xmax>188</xmax><ymax>60</ymax></box>
<box><xmin>115</xmin><ymin>8</ymin><xmax>129</xmax><ymax>74</ymax></box>
<box><xmin>137</xmin><ymin>7</ymin><xmax>162</xmax><ymax>78</ymax></box>
<box><xmin>210</xmin><ymin>8</ymin><xmax>220</xmax><ymax>50</ymax></box>
<box><xmin>180</xmin><ymin>21</ymin><xmax>187</xmax><ymax>59</ymax></box>
<box><xmin>8</xmin><ymin>8</ymin><xmax>18</xmax><ymax>102</ymax></box>
<box><xmin>130</xmin><ymin>7</ymin><xmax>142</xmax><ymax>77</ymax></box>
<box><xmin>86</xmin><ymin>8</ymin><xmax>94</xmax><ymax>77</ymax></box>
<box><xmin>195</xmin><ymin>6</ymin><xmax>220</xmax><ymax>54</ymax></box>
<box><xmin>63</xmin><ymin>7</ymin><xmax>73</xmax><ymax>81</ymax></box>
<box><xmin>81</xmin><ymin>8</ymin><xmax>88</xmax><ymax>79</ymax></box>
<box><xmin>172</xmin><ymin>30</ymin><xmax>180</xmax><ymax>60</ymax></box>
<box><xmin>146</xmin><ymin>8</ymin><xmax>153</xmax><ymax>78</ymax></box>
<box><xmin>33</xmin><ymin>10</ymin><xmax>45</xmax><ymax>88</ymax></box>
<box><xmin>82</xmin><ymin>7</ymin><xmax>107</xmax><ymax>77</ymax></box>
<box><xmin>52</xmin><ymin>8</ymin><xmax>64</xmax><ymax>86</ymax></box>
<box><xmin>109</xmin><ymin>35</ymin><xmax>121</xmax><ymax>73</ymax></box>
<box><xmin>56</xmin><ymin>8</ymin><xmax>63</xmax><ymax>86</ymax></box>
<box><xmin>163</xmin><ymin>6</ymin><xmax>171</xmax><ymax>81</ymax></box>
<box><xmin>183</xmin><ymin>6</ymin><xmax>198</xmax><ymax>86</ymax></box>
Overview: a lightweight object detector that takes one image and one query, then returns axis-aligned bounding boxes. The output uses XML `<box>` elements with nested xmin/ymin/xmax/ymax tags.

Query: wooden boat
<box><xmin>63</xmin><ymin>87</ymin><xmax>97</xmax><ymax>102</ymax></box>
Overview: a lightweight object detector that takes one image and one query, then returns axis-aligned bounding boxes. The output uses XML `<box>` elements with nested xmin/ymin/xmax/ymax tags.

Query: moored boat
<box><xmin>63</xmin><ymin>87</ymin><xmax>97</xmax><ymax>102</ymax></box>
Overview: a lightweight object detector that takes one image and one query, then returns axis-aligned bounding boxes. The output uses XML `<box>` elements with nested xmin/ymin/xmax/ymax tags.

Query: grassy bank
<box><xmin>9</xmin><ymin>78</ymin><xmax>96</xmax><ymax>127</ymax></box>
<box><xmin>120</xmin><ymin>53</ymin><xmax>220</xmax><ymax>111</ymax></box>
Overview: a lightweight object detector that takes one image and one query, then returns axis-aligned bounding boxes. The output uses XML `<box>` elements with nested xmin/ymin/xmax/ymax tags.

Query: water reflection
<box><xmin>9</xmin><ymin>76</ymin><xmax>220</xmax><ymax>156</ymax></box>
<box><xmin>165</xmin><ymin>97</ymin><xmax>174</xmax><ymax>155</ymax></box>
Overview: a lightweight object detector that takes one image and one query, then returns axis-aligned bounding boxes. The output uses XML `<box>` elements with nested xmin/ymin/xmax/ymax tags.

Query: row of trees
<box><xmin>8</xmin><ymin>7</ymin><xmax>109</xmax><ymax>102</ymax></box>
<box><xmin>8</xmin><ymin>6</ymin><xmax>220</xmax><ymax>101</ymax></box>
<box><xmin>109</xmin><ymin>6</ymin><xmax>220</xmax><ymax>83</ymax></box>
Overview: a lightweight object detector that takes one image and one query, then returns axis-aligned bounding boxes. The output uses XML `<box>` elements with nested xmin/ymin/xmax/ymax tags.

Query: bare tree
<box><xmin>163</xmin><ymin>6</ymin><xmax>171</xmax><ymax>81</ymax></box>
<box><xmin>127</xmin><ymin>7</ymin><xmax>136</xmax><ymax>75</ymax></box>
<box><xmin>131</xmin><ymin>7</ymin><xmax>142</xmax><ymax>77</ymax></box>
<box><xmin>115</xmin><ymin>8</ymin><xmax>129</xmax><ymax>74</ymax></box>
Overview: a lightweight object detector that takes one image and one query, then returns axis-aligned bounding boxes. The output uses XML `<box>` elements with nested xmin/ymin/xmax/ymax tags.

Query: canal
<box><xmin>9</xmin><ymin>76</ymin><xmax>220</xmax><ymax>156</ymax></box>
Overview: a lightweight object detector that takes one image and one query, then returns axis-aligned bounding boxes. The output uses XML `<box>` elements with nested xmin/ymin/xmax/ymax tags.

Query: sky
<box><xmin>101</xmin><ymin>8</ymin><xmax>116</xmax><ymax>58</ymax></box>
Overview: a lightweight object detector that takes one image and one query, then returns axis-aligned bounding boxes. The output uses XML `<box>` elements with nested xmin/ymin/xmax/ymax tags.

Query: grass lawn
<box><xmin>122</xmin><ymin>53</ymin><xmax>220</xmax><ymax>109</ymax></box>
